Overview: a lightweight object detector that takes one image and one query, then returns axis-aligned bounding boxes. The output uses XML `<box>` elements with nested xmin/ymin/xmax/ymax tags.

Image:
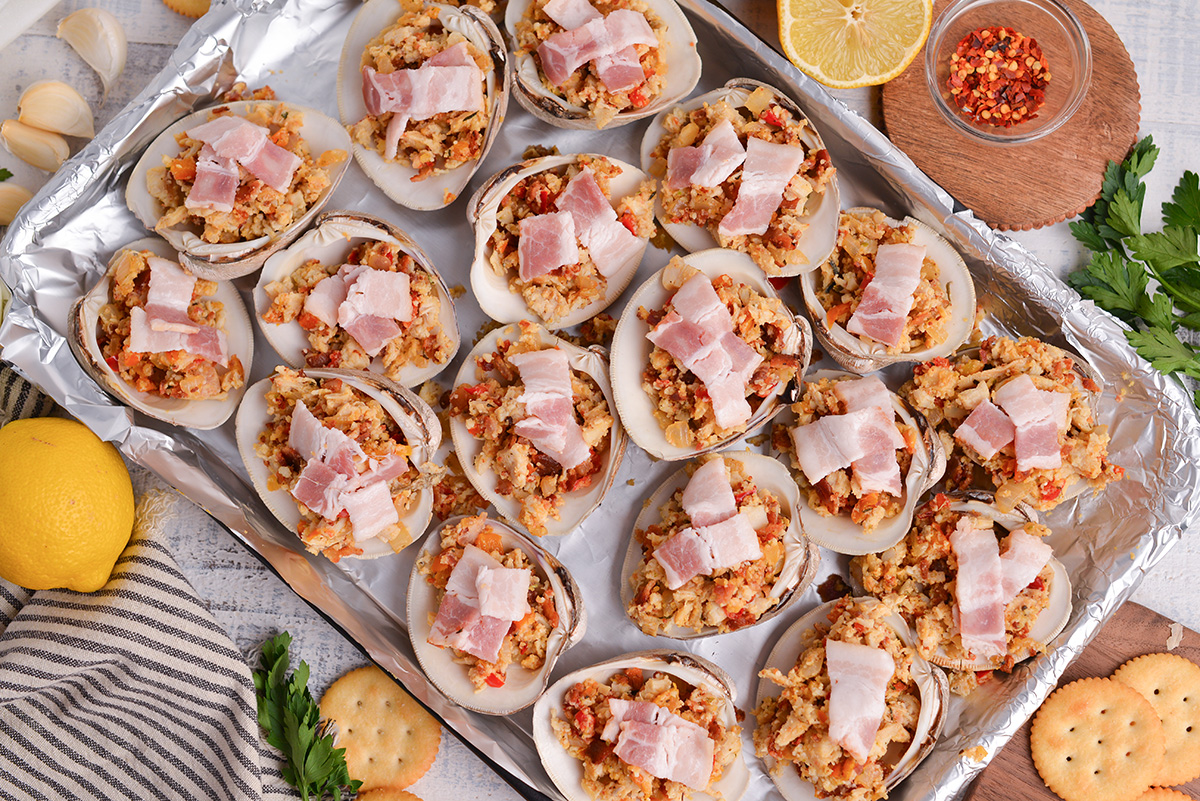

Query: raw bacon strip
<box><xmin>1041</xmin><ymin>389</ymin><xmax>1071</xmax><ymax>431</ymax></box>
<box><xmin>128</xmin><ymin>307</ymin><xmax>229</xmax><ymax>365</ymax></box>
<box><xmin>833</xmin><ymin>375</ymin><xmax>893</xmax><ymax>416</ymax></box>
<box><xmin>287</xmin><ymin>400</ymin><xmax>328</xmax><ymax>462</ymax></box>
<box><xmin>652</xmin><ymin>527</ymin><xmax>713</xmax><ymax>589</ymax></box>
<box><xmin>354</xmin><ymin>454</ymin><xmax>409</xmax><ymax>487</ymax></box>
<box><xmin>445</xmin><ymin>544</ymin><xmax>504</xmax><ymax>602</ymax></box>
<box><xmin>993</xmin><ymin>375</ymin><xmax>1051</xmax><ymax>427</ymax></box>
<box><xmin>706</xmin><ymin>380</ymin><xmax>755</xmax><ymax>430</ymax></box>
<box><xmin>426</xmin><ymin>41</ymin><xmax>475</xmax><ymax>68</ymax></box>
<box><xmin>183</xmin><ymin>325</ymin><xmax>229</xmax><ymax>367</ymax></box>
<box><xmin>610</xmin><ymin>711</ymin><xmax>714</xmax><ymax>790</ymax></box>
<box><xmin>850</xmin><ymin>406</ymin><xmax>905</xmax><ymax>496</ymax></box>
<box><xmin>240</xmin><ymin>139</ymin><xmax>302</xmax><ymax>194</ymax></box>
<box><xmin>825</xmin><ymin>639</ymin><xmax>895</xmax><ymax>763</ymax></box>
<box><xmin>185</xmin><ymin>146</ymin><xmax>239</xmax><ymax>213</ymax></box>
<box><xmin>717</xmin><ymin>138</ymin><xmax>806</xmax><ymax>238</ymax></box>
<box><xmin>998</xmin><ymin>527</ymin><xmax>1053</xmax><ymax>602</ymax></box>
<box><xmin>950</xmin><ymin>518</ymin><xmax>1008</xmax><ymax>659</ymax></box>
<box><xmin>340</xmin><ymin>268</ymin><xmax>413</xmax><ymax>325</ymax></box>
<box><xmin>342</xmin><ymin>316</ymin><xmax>401</xmax><ymax>358</ymax></box>
<box><xmin>602</xmin><ymin>699</ymin><xmax>669</xmax><ymax>741</ymax></box>
<box><xmin>303</xmin><ymin>272</ymin><xmax>349</xmax><ymax>329</ymax></box>
<box><xmin>543</xmin><ymin>0</ymin><xmax>602</xmax><ymax>28</ymax></box>
<box><xmin>476</xmin><ymin>566</ymin><xmax>532</xmax><ymax>621</ymax></box>
<box><xmin>341</xmin><ymin>480</ymin><xmax>398</xmax><ymax>542</ymax></box>
<box><xmin>290</xmin><ymin>459</ymin><xmax>351</xmax><ymax>521</ymax></box>
<box><xmin>554</xmin><ymin>168</ymin><xmax>643</xmax><ymax>278</ymax></box>
<box><xmin>510</xmin><ymin>349</ymin><xmax>592</xmax><ymax>470</ymax></box>
<box><xmin>145</xmin><ymin>257</ymin><xmax>201</xmax><ymax>335</ymax></box>
<box><xmin>700</xmin><ymin>514</ymin><xmax>762</xmax><ymax>568</ymax></box>
<box><xmin>845</xmin><ymin>243</ymin><xmax>925</xmax><ymax>348</ymax></box>
<box><xmin>1013</xmin><ymin>418</ymin><xmax>1062</xmax><ymax>472</ymax></box>
<box><xmin>518</xmin><ymin>211</ymin><xmax>580</xmax><ymax>281</ymax></box>
<box><xmin>186</xmin><ymin>116</ymin><xmax>267</xmax><ymax>163</ymax></box>
<box><xmin>536</xmin><ymin>9</ymin><xmax>657</xmax><ymax>87</ymax></box>
<box><xmin>449</xmin><ymin>614</ymin><xmax>511</xmax><ymax>663</ymax></box>
<box><xmin>994</xmin><ymin>375</ymin><xmax>1063</xmax><ymax>471</ymax></box>
<box><xmin>361</xmin><ymin>59</ymin><xmax>484</xmax><ymax>160</ymax></box>
<box><xmin>789</xmin><ymin>410</ymin><xmax>870</xmax><ymax>485</ymax></box>
<box><xmin>954</xmin><ymin>399</ymin><xmax>1015</xmax><ymax>460</ymax></box>
<box><xmin>665</xmin><ymin>119</ymin><xmax>746</xmax><ymax>190</ymax></box>
<box><xmin>593</xmin><ymin>46</ymin><xmax>644</xmax><ymax>93</ymax></box>
<box><xmin>429</xmin><ymin>593</ymin><xmax>479</xmax><ymax>647</ymax></box>
<box><xmin>670</xmin><ymin>272</ymin><xmax>734</xmax><ymax>333</ymax></box>
<box><xmin>680</xmin><ymin>456</ymin><xmax>737</xmax><ymax>527</ymax></box>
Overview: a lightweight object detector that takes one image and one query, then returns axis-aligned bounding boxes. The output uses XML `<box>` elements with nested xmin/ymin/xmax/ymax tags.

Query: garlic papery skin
<box><xmin>1</xmin><ymin>120</ymin><xmax>70</xmax><ymax>172</ymax></box>
<box><xmin>18</xmin><ymin>81</ymin><xmax>95</xmax><ymax>138</ymax></box>
<box><xmin>0</xmin><ymin>184</ymin><xmax>34</xmax><ymax>226</ymax></box>
<box><xmin>56</xmin><ymin>8</ymin><xmax>127</xmax><ymax>98</ymax></box>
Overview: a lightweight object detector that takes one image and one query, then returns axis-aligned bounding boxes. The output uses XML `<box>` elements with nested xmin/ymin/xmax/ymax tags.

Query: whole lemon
<box><xmin>0</xmin><ymin>417</ymin><xmax>135</xmax><ymax>592</ymax></box>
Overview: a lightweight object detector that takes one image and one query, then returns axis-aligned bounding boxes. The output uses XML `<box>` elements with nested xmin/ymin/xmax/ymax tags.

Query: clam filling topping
<box><xmin>650</xmin><ymin>87</ymin><xmax>836</xmax><ymax>275</ymax></box>
<box><xmin>350</xmin><ymin>5</ymin><xmax>492</xmax><ymax>178</ymax></box>
<box><xmin>417</xmin><ymin>514</ymin><xmax>556</xmax><ymax>691</ymax></box>
<box><xmin>96</xmin><ymin>249</ymin><xmax>245</xmax><ymax>400</ymax></box>
<box><xmin>639</xmin><ymin>259</ymin><xmax>801</xmax><ymax>450</ymax></box>
<box><xmin>754</xmin><ymin>597</ymin><xmax>920</xmax><ymax>801</ymax></box>
<box><xmin>148</xmin><ymin>100</ymin><xmax>344</xmax><ymax>244</ymax></box>
<box><xmin>902</xmin><ymin>336</ymin><xmax>1123</xmax><ymax>511</ymax></box>
<box><xmin>517</xmin><ymin>0</ymin><xmax>666</xmax><ymax>128</ymax></box>
<box><xmin>818</xmin><ymin>209</ymin><xmax>952</xmax><ymax>353</ymax></box>
<box><xmin>852</xmin><ymin>494</ymin><xmax>1055</xmax><ymax>696</ymax></box>
<box><xmin>491</xmin><ymin>156</ymin><xmax>655</xmax><ymax>324</ymax></box>
<box><xmin>552</xmin><ymin>667</ymin><xmax>741</xmax><ymax>800</ymax></box>
<box><xmin>628</xmin><ymin>455</ymin><xmax>790</xmax><ymax>635</ymax></box>
<box><xmin>448</xmin><ymin>321</ymin><xmax>613</xmax><ymax>536</ymax></box>
<box><xmin>773</xmin><ymin>375</ymin><xmax>916</xmax><ymax>531</ymax></box>
<box><xmin>254</xmin><ymin>367</ymin><xmax>423</xmax><ymax>561</ymax></box>
<box><xmin>262</xmin><ymin>238</ymin><xmax>454</xmax><ymax>377</ymax></box>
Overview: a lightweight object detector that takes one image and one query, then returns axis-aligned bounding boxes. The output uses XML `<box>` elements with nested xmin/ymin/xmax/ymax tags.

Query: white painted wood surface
<box><xmin>2</xmin><ymin>1</ymin><xmax>1198</xmax><ymax>798</ymax></box>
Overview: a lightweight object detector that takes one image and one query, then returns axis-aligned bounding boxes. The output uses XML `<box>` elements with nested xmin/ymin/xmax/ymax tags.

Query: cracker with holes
<box><xmin>1030</xmin><ymin>677</ymin><xmax>1165</xmax><ymax>801</ymax></box>
<box><xmin>1113</xmin><ymin>653</ymin><xmax>1200</xmax><ymax>786</ymax></box>
<box><xmin>1135</xmin><ymin>790</ymin><xmax>1192</xmax><ymax>801</ymax></box>
<box><xmin>319</xmin><ymin>665</ymin><xmax>442</xmax><ymax>791</ymax></box>
<box><xmin>357</xmin><ymin>789</ymin><xmax>424</xmax><ymax>801</ymax></box>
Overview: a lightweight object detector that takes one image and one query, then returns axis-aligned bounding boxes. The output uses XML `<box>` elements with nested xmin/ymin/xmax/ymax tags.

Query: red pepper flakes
<box><xmin>947</xmin><ymin>26</ymin><xmax>1051</xmax><ymax>128</ymax></box>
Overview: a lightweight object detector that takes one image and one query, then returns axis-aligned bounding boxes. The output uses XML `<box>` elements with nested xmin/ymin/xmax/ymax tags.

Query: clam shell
<box><xmin>235</xmin><ymin>368</ymin><xmax>440</xmax><ymax>558</ymax></box>
<box><xmin>253</xmin><ymin>210</ymin><xmax>460</xmax><ymax>387</ymax></box>
<box><xmin>468</xmin><ymin>154</ymin><xmax>651</xmax><ymax>328</ymax></box>
<box><xmin>68</xmin><ymin>237</ymin><xmax>254</xmax><ymax>430</ymax></box>
<box><xmin>125</xmin><ymin>101</ymin><xmax>351</xmax><ymax>280</ymax></box>
<box><xmin>611</xmin><ymin>248</ymin><xmax>812</xmax><ymax>461</ymax></box>
<box><xmin>337</xmin><ymin>0</ymin><xmax>509</xmax><ymax>210</ymax></box>
<box><xmin>505</xmin><ymin>0</ymin><xmax>701</xmax><ymax>130</ymax></box>
<box><xmin>756</xmin><ymin>598</ymin><xmax>949</xmax><ymax>801</ymax></box>
<box><xmin>449</xmin><ymin>322</ymin><xmax>627</xmax><ymax>536</ymax></box>
<box><xmin>620</xmin><ymin>451</ymin><xmax>821</xmax><ymax>639</ymax></box>
<box><xmin>639</xmin><ymin>79</ymin><xmax>840</xmax><ymax>274</ymax></box>
<box><xmin>533</xmin><ymin>649</ymin><xmax>749</xmax><ymax>801</ymax></box>
<box><xmin>406</xmin><ymin>515</ymin><xmax>586</xmax><ymax>715</ymax></box>
<box><xmin>780</xmin><ymin>369</ymin><xmax>945</xmax><ymax>556</ymax></box>
<box><xmin>800</xmin><ymin>208</ymin><xmax>977</xmax><ymax>374</ymax></box>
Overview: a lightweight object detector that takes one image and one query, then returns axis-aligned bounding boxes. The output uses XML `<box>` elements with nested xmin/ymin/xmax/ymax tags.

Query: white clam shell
<box><xmin>505</xmin><ymin>0</ymin><xmax>701</xmax><ymax>130</ymax></box>
<box><xmin>125</xmin><ymin>100</ymin><xmax>351</xmax><ymax>279</ymax></box>
<box><xmin>406</xmin><ymin>515</ymin><xmax>587</xmax><ymax>715</ymax></box>
<box><xmin>449</xmin><ymin>322</ymin><xmax>627</xmax><ymax>537</ymax></box>
<box><xmin>755</xmin><ymin>598</ymin><xmax>949</xmax><ymax>801</ymax></box>
<box><xmin>533</xmin><ymin>650</ymin><xmax>749</xmax><ymax>801</ymax></box>
<box><xmin>254</xmin><ymin>210</ymin><xmax>460</xmax><ymax>388</ymax></box>
<box><xmin>68</xmin><ymin>237</ymin><xmax>254</xmax><ymax>430</ymax></box>
<box><xmin>468</xmin><ymin>154</ymin><xmax>652</xmax><ymax>329</ymax></box>
<box><xmin>620</xmin><ymin>450</ymin><xmax>821</xmax><ymax>639</ymax></box>
<box><xmin>639</xmin><ymin>79</ymin><xmax>841</xmax><ymax>275</ymax></box>
<box><xmin>235</xmin><ymin>368</ymin><xmax>440</xmax><ymax>559</ymax></box>
<box><xmin>610</xmin><ymin>247</ymin><xmax>812</xmax><ymax>461</ymax></box>
<box><xmin>779</xmin><ymin>369</ymin><xmax>945</xmax><ymax>556</ymax></box>
<box><xmin>800</xmin><ymin>208</ymin><xmax>977</xmax><ymax>374</ymax></box>
<box><xmin>337</xmin><ymin>0</ymin><xmax>510</xmax><ymax>210</ymax></box>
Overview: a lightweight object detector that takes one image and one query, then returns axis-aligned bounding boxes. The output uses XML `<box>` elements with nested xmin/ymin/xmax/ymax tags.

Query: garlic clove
<box><xmin>18</xmin><ymin>80</ymin><xmax>95</xmax><ymax>138</ymax></box>
<box><xmin>1</xmin><ymin>120</ymin><xmax>70</xmax><ymax>172</ymax></box>
<box><xmin>56</xmin><ymin>8</ymin><xmax>127</xmax><ymax>99</ymax></box>
<box><xmin>0</xmin><ymin>184</ymin><xmax>35</xmax><ymax>226</ymax></box>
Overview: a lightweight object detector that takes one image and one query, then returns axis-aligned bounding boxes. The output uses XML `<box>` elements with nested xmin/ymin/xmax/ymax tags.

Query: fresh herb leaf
<box><xmin>0</xmin><ymin>168</ymin><xmax>11</xmax><ymax>182</ymax></box>
<box><xmin>1126</xmin><ymin>326</ymin><xmax>1200</xmax><ymax>379</ymax></box>
<box><xmin>1106</xmin><ymin>188</ymin><xmax>1143</xmax><ymax>238</ymax></box>
<box><xmin>1132</xmin><ymin>227</ymin><xmax>1200</xmax><ymax>271</ymax></box>
<box><xmin>1163</xmin><ymin>170</ymin><xmax>1200</xmax><ymax>229</ymax></box>
<box><xmin>1069</xmin><ymin>219</ymin><xmax>1109</xmax><ymax>252</ymax></box>
<box><xmin>1066</xmin><ymin>250</ymin><xmax>1148</xmax><ymax>326</ymax></box>
<box><xmin>1127</xmin><ymin>135</ymin><xmax>1160</xmax><ymax>179</ymax></box>
<box><xmin>1137</xmin><ymin>291</ymin><xmax>1178</xmax><ymax>332</ymax></box>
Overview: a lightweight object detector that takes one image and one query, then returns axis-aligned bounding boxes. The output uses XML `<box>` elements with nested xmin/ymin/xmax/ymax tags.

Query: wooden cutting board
<box><xmin>966</xmin><ymin>602</ymin><xmax>1200</xmax><ymax>800</ymax></box>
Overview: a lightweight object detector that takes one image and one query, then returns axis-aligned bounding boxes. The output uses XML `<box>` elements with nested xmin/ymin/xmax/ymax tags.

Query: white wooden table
<box><xmin>3</xmin><ymin>1</ymin><xmax>1198</xmax><ymax>799</ymax></box>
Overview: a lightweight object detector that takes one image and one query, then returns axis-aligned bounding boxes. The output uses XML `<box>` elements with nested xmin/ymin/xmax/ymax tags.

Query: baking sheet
<box><xmin>2</xmin><ymin>1</ymin><xmax>1199</xmax><ymax>800</ymax></box>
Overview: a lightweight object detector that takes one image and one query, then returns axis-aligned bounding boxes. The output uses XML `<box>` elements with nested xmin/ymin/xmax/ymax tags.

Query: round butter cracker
<box><xmin>1134</xmin><ymin>790</ymin><xmax>1192</xmax><ymax>801</ymax></box>
<box><xmin>357</xmin><ymin>789</ymin><xmax>424</xmax><ymax>801</ymax></box>
<box><xmin>1114</xmin><ymin>653</ymin><xmax>1200</xmax><ymax>786</ymax></box>
<box><xmin>1030</xmin><ymin>677</ymin><xmax>1165</xmax><ymax>801</ymax></box>
<box><xmin>161</xmin><ymin>0</ymin><xmax>210</xmax><ymax>18</ymax></box>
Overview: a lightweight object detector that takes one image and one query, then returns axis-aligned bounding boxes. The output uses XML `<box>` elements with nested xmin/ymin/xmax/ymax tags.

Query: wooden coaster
<box><xmin>882</xmin><ymin>0</ymin><xmax>1141</xmax><ymax>231</ymax></box>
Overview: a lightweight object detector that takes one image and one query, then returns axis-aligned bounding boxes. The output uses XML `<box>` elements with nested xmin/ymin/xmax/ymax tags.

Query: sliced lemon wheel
<box><xmin>778</xmin><ymin>0</ymin><xmax>933</xmax><ymax>89</ymax></box>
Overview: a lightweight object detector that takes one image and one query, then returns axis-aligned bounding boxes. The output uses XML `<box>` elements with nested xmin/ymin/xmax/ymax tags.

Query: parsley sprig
<box><xmin>1067</xmin><ymin>136</ymin><xmax>1200</xmax><ymax>407</ymax></box>
<box><xmin>253</xmin><ymin>633</ymin><xmax>361</xmax><ymax>801</ymax></box>
<box><xmin>0</xmin><ymin>168</ymin><xmax>12</xmax><ymax>182</ymax></box>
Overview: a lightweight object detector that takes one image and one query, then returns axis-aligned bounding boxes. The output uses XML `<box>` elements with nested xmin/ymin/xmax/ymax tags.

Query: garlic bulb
<box><xmin>56</xmin><ymin>8</ymin><xmax>127</xmax><ymax>98</ymax></box>
<box><xmin>0</xmin><ymin>184</ymin><xmax>34</xmax><ymax>226</ymax></box>
<box><xmin>18</xmin><ymin>81</ymin><xmax>94</xmax><ymax>138</ymax></box>
<box><xmin>1</xmin><ymin>120</ymin><xmax>69</xmax><ymax>172</ymax></box>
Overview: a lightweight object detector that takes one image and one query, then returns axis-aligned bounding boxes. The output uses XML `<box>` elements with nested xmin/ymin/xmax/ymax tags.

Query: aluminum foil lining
<box><xmin>2</xmin><ymin>1</ymin><xmax>1199</xmax><ymax>800</ymax></box>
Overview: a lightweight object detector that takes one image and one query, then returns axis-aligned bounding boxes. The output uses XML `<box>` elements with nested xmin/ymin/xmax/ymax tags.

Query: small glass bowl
<box><xmin>925</xmin><ymin>0</ymin><xmax>1092</xmax><ymax>145</ymax></box>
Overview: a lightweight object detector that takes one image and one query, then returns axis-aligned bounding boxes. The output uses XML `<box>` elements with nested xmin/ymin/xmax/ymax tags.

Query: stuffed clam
<box><xmin>255</xmin><ymin>210</ymin><xmax>459</xmax><ymax>388</ymax></box>
<box><xmin>338</xmin><ymin>0</ymin><xmax>509</xmax><ymax>210</ymax></box>
<box><xmin>468</xmin><ymin>153</ymin><xmax>656</xmax><ymax>328</ymax></box>
<box><xmin>640</xmin><ymin>79</ymin><xmax>840</xmax><ymax>276</ymax></box>
<box><xmin>800</xmin><ymin>207</ymin><xmax>977</xmax><ymax>374</ymax></box>
<box><xmin>235</xmin><ymin>366</ymin><xmax>440</xmax><ymax>562</ymax></box>
<box><xmin>69</xmin><ymin>238</ymin><xmax>253</xmax><ymax>430</ymax></box>
<box><xmin>611</xmin><ymin>248</ymin><xmax>811</xmax><ymax>461</ymax></box>
<box><xmin>533</xmin><ymin>650</ymin><xmax>749</xmax><ymax>801</ymax></box>
<box><xmin>771</xmin><ymin>370</ymin><xmax>944</xmax><ymax>555</ymax></box>
<box><xmin>850</xmin><ymin>491</ymin><xmax>1072</xmax><ymax>696</ymax></box>
<box><xmin>125</xmin><ymin>99</ymin><xmax>351</xmax><ymax>279</ymax></box>
<box><xmin>447</xmin><ymin>320</ymin><xmax>626</xmax><ymax>537</ymax></box>
<box><xmin>407</xmin><ymin>513</ymin><xmax>585</xmax><ymax>714</ymax></box>
<box><xmin>754</xmin><ymin>597</ymin><xmax>948</xmax><ymax>801</ymax></box>
<box><xmin>622</xmin><ymin>451</ymin><xmax>820</xmax><ymax>638</ymax></box>
<box><xmin>506</xmin><ymin>0</ymin><xmax>701</xmax><ymax>130</ymax></box>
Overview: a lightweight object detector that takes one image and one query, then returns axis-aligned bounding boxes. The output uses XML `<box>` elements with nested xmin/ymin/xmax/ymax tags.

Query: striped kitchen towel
<box><xmin>0</xmin><ymin>490</ymin><xmax>285</xmax><ymax>801</ymax></box>
<box><xmin>0</xmin><ymin>361</ymin><xmax>55</xmax><ymax>425</ymax></box>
